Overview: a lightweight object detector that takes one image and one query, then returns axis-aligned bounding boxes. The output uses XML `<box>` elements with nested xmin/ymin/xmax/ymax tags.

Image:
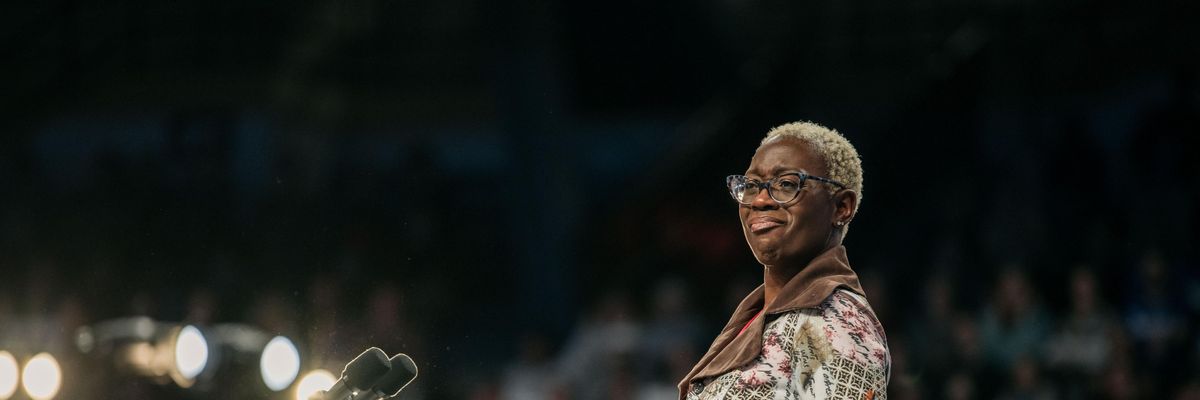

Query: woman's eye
<box><xmin>776</xmin><ymin>180</ymin><xmax>800</xmax><ymax>191</ymax></box>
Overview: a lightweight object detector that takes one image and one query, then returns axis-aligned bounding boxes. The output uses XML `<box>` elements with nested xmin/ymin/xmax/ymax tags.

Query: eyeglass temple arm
<box><xmin>807</xmin><ymin>175</ymin><xmax>847</xmax><ymax>189</ymax></box>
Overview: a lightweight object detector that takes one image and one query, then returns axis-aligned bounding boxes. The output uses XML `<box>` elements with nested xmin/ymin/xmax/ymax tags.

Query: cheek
<box><xmin>737</xmin><ymin>210</ymin><xmax>752</xmax><ymax>231</ymax></box>
<box><xmin>783</xmin><ymin>209</ymin><xmax>826</xmax><ymax>244</ymax></box>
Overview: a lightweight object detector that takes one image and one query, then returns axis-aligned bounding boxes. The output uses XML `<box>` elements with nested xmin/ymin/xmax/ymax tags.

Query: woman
<box><xmin>679</xmin><ymin>121</ymin><xmax>890</xmax><ymax>399</ymax></box>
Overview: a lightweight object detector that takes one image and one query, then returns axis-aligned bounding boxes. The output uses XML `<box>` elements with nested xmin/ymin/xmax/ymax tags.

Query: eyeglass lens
<box><xmin>728</xmin><ymin>175</ymin><xmax>805</xmax><ymax>204</ymax></box>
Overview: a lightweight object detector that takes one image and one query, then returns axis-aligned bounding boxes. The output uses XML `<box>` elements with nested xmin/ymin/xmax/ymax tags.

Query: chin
<box><xmin>751</xmin><ymin>248</ymin><xmax>779</xmax><ymax>266</ymax></box>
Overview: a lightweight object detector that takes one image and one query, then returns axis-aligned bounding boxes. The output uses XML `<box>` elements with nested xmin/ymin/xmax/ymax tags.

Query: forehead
<box><xmin>745</xmin><ymin>138</ymin><xmax>826</xmax><ymax>176</ymax></box>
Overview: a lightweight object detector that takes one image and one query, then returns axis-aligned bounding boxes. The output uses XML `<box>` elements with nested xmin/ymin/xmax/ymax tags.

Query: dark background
<box><xmin>1</xmin><ymin>0</ymin><xmax>1197</xmax><ymax>399</ymax></box>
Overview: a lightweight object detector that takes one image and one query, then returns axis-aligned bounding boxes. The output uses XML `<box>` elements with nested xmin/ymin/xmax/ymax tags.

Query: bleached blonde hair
<box><xmin>761</xmin><ymin>121</ymin><xmax>864</xmax><ymax>216</ymax></box>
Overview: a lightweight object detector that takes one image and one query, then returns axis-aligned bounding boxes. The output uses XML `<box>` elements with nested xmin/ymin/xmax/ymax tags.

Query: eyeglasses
<box><xmin>725</xmin><ymin>173</ymin><xmax>846</xmax><ymax>205</ymax></box>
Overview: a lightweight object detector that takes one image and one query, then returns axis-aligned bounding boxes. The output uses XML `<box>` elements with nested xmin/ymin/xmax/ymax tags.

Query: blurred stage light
<box><xmin>171</xmin><ymin>325</ymin><xmax>209</xmax><ymax>387</ymax></box>
<box><xmin>260</xmin><ymin>336</ymin><xmax>300</xmax><ymax>391</ymax></box>
<box><xmin>294</xmin><ymin>369</ymin><xmax>336</xmax><ymax>400</ymax></box>
<box><xmin>79</xmin><ymin>319</ymin><xmax>303</xmax><ymax>393</ymax></box>
<box><xmin>21</xmin><ymin>353</ymin><xmax>61</xmax><ymax>400</ymax></box>
<box><xmin>0</xmin><ymin>351</ymin><xmax>18</xmax><ymax>399</ymax></box>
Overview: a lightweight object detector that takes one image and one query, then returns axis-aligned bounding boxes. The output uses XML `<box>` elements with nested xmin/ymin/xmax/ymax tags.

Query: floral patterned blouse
<box><xmin>686</xmin><ymin>290</ymin><xmax>888</xmax><ymax>399</ymax></box>
<box><xmin>680</xmin><ymin>246</ymin><xmax>889</xmax><ymax>400</ymax></box>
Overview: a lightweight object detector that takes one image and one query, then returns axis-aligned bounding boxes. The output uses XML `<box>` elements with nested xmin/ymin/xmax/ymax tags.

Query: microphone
<box><xmin>317</xmin><ymin>347</ymin><xmax>393</xmax><ymax>400</ymax></box>
<box><xmin>351</xmin><ymin>354</ymin><xmax>418</xmax><ymax>400</ymax></box>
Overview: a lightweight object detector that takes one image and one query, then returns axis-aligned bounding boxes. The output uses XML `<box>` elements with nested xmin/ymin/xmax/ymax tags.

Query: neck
<box><xmin>762</xmin><ymin>263</ymin><xmax>801</xmax><ymax>308</ymax></box>
<box><xmin>762</xmin><ymin>242</ymin><xmax>842</xmax><ymax>307</ymax></box>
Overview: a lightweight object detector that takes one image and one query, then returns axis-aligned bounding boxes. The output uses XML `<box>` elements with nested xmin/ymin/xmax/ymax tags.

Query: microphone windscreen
<box><xmin>344</xmin><ymin>347</ymin><xmax>392</xmax><ymax>389</ymax></box>
<box><xmin>375</xmin><ymin>354</ymin><xmax>418</xmax><ymax>395</ymax></box>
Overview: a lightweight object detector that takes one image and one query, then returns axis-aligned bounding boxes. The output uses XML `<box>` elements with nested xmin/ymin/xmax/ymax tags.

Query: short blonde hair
<box><xmin>761</xmin><ymin>121</ymin><xmax>864</xmax><ymax>215</ymax></box>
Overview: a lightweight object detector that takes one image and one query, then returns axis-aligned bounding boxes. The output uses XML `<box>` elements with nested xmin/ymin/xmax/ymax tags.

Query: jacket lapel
<box><xmin>677</xmin><ymin>246</ymin><xmax>865</xmax><ymax>397</ymax></box>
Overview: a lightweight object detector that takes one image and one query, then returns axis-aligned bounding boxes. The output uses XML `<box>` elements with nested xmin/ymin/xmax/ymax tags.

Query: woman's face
<box><xmin>739</xmin><ymin>138</ymin><xmax>839</xmax><ymax>268</ymax></box>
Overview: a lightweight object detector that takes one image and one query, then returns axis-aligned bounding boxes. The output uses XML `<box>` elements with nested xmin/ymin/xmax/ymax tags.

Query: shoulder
<box><xmin>811</xmin><ymin>289</ymin><xmax>890</xmax><ymax>368</ymax></box>
<box><xmin>766</xmin><ymin>290</ymin><xmax>890</xmax><ymax>398</ymax></box>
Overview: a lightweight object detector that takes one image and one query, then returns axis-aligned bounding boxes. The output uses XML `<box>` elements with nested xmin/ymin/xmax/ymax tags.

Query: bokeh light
<box><xmin>260</xmin><ymin>336</ymin><xmax>300</xmax><ymax>391</ymax></box>
<box><xmin>294</xmin><ymin>369</ymin><xmax>336</xmax><ymax>400</ymax></box>
<box><xmin>173</xmin><ymin>325</ymin><xmax>209</xmax><ymax>383</ymax></box>
<box><xmin>0</xmin><ymin>351</ymin><xmax>19</xmax><ymax>399</ymax></box>
<box><xmin>21</xmin><ymin>353</ymin><xmax>61</xmax><ymax>400</ymax></box>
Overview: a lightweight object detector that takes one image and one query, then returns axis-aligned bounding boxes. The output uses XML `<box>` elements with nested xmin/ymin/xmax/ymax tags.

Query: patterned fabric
<box><xmin>685</xmin><ymin>290</ymin><xmax>889</xmax><ymax>400</ymax></box>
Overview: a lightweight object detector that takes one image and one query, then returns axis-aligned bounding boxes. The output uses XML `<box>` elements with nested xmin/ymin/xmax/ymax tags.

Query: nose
<box><xmin>750</xmin><ymin>186</ymin><xmax>778</xmax><ymax>210</ymax></box>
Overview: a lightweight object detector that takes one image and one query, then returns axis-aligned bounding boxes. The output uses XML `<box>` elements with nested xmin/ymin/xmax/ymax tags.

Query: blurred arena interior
<box><xmin>0</xmin><ymin>0</ymin><xmax>1197</xmax><ymax>399</ymax></box>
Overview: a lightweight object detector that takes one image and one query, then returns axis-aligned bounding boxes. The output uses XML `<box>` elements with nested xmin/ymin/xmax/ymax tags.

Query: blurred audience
<box><xmin>1044</xmin><ymin>266</ymin><xmax>1115</xmax><ymax>399</ymax></box>
<box><xmin>499</xmin><ymin>332</ymin><xmax>564</xmax><ymax>400</ymax></box>
<box><xmin>554</xmin><ymin>289</ymin><xmax>640</xmax><ymax>400</ymax></box>
<box><xmin>1</xmin><ymin>240</ymin><xmax>1197</xmax><ymax>399</ymax></box>
<box><xmin>1123</xmin><ymin>249</ymin><xmax>1189</xmax><ymax>395</ymax></box>
<box><xmin>979</xmin><ymin>266</ymin><xmax>1051</xmax><ymax>374</ymax></box>
<box><xmin>907</xmin><ymin>274</ymin><xmax>959</xmax><ymax>394</ymax></box>
<box><xmin>995</xmin><ymin>355</ymin><xmax>1057</xmax><ymax>400</ymax></box>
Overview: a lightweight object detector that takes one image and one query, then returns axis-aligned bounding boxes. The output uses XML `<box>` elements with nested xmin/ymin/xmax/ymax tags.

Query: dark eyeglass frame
<box><xmin>725</xmin><ymin>172</ymin><xmax>847</xmax><ymax>205</ymax></box>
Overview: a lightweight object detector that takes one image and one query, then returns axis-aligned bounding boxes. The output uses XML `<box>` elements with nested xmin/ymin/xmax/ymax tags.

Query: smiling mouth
<box><xmin>749</xmin><ymin>219</ymin><xmax>783</xmax><ymax>233</ymax></box>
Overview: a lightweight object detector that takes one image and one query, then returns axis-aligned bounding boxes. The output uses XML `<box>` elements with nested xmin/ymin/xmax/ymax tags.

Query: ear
<box><xmin>832</xmin><ymin>189</ymin><xmax>858</xmax><ymax>225</ymax></box>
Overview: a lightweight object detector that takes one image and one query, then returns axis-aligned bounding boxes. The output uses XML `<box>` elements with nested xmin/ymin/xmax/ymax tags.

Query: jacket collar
<box><xmin>677</xmin><ymin>245</ymin><xmax>864</xmax><ymax>397</ymax></box>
